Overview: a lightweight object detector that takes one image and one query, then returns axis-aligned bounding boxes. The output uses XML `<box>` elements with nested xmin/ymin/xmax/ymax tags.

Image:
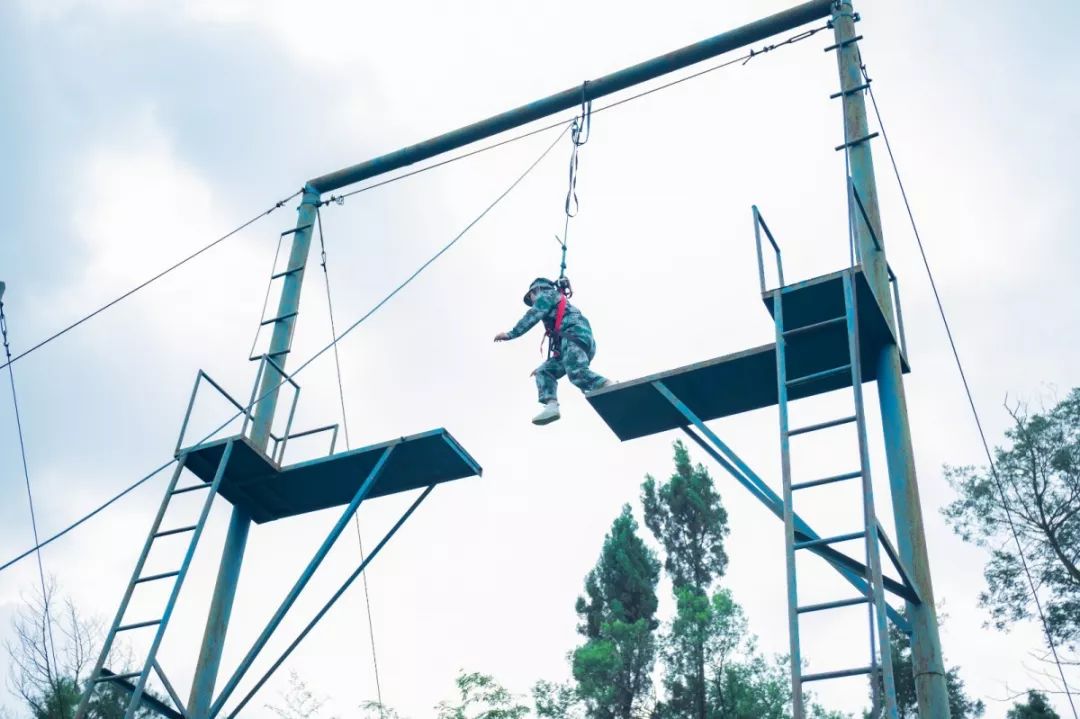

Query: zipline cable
<box><xmin>0</xmin><ymin>462</ymin><xmax>173</xmax><ymax>574</ymax></box>
<box><xmin>1</xmin><ymin>19</ymin><xmax>830</xmax><ymax>590</ymax></box>
<box><xmin>860</xmin><ymin>60</ymin><xmax>1078</xmax><ymax>718</ymax></box>
<box><xmin>315</xmin><ymin>208</ymin><xmax>386</xmax><ymax>715</ymax></box>
<box><xmin>4</xmin><ymin>23</ymin><xmax>829</xmax><ymax>375</ymax></box>
<box><xmin>0</xmin><ymin>123</ymin><xmax>570</xmax><ymax>579</ymax></box>
<box><xmin>325</xmin><ymin>24</ymin><xmax>830</xmax><ymax>206</ymax></box>
<box><xmin>1</xmin><ymin>295</ymin><xmax>62</xmax><ymax>697</ymax></box>
<box><xmin>0</xmin><ymin>190</ymin><xmax>303</xmax><ymax>371</ymax></box>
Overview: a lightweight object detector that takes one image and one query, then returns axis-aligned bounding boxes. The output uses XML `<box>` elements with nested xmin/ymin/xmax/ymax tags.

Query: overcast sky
<box><xmin>1</xmin><ymin>1</ymin><xmax>1078</xmax><ymax>717</ymax></box>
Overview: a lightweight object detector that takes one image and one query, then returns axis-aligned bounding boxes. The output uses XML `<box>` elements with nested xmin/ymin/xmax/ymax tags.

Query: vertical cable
<box><xmin>314</xmin><ymin>210</ymin><xmax>385</xmax><ymax>714</ymax></box>
<box><xmin>1</xmin><ymin>296</ymin><xmax>61</xmax><ymax>713</ymax></box>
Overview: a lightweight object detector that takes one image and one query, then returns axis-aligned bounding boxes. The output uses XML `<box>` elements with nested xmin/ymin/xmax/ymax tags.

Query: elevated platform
<box><xmin>181</xmin><ymin>429</ymin><xmax>481</xmax><ymax>523</ymax></box>
<box><xmin>588</xmin><ymin>267</ymin><xmax>908</xmax><ymax>441</ymax></box>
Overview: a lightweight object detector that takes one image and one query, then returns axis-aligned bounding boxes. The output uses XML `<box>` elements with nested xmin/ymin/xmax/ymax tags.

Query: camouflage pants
<box><xmin>534</xmin><ymin>335</ymin><xmax>607</xmax><ymax>404</ymax></box>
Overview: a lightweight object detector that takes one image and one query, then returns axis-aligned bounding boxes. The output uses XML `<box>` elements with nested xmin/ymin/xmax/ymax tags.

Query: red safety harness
<box><xmin>542</xmin><ymin>294</ymin><xmax>568</xmax><ymax>358</ymax></box>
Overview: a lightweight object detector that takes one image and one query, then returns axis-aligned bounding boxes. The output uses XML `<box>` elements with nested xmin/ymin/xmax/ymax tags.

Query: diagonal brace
<box><xmin>209</xmin><ymin>444</ymin><xmax>395</xmax><ymax>716</ymax></box>
<box><xmin>153</xmin><ymin>661</ymin><xmax>187</xmax><ymax>717</ymax></box>
<box><xmin>654</xmin><ymin>381</ymin><xmax>915</xmax><ymax>627</ymax></box>
<box><xmin>876</xmin><ymin>520</ymin><xmax>922</xmax><ymax>605</ymax></box>
<box><xmin>681</xmin><ymin>424</ymin><xmax>917</xmax><ymax>614</ymax></box>
<box><xmin>219</xmin><ymin>484</ymin><xmax>437</xmax><ymax>718</ymax></box>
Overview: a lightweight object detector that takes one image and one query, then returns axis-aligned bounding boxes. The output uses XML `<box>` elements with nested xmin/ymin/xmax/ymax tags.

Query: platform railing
<box><xmin>175</xmin><ymin>370</ymin><xmax>263</xmax><ymax>456</ymax></box>
<box><xmin>848</xmin><ymin>182</ymin><xmax>909</xmax><ymax>359</ymax></box>
<box><xmin>753</xmin><ymin>198</ymin><xmax>908</xmax><ymax>361</ymax></box>
<box><xmin>752</xmin><ymin>205</ymin><xmax>785</xmax><ymax>294</ymax></box>
<box><xmin>270</xmin><ymin>423</ymin><xmax>339</xmax><ymax>465</ymax></box>
<box><xmin>242</xmin><ymin>353</ymin><xmax>301</xmax><ymax>452</ymax></box>
<box><xmin>175</xmin><ymin>355</ymin><xmax>339</xmax><ymax>463</ymax></box>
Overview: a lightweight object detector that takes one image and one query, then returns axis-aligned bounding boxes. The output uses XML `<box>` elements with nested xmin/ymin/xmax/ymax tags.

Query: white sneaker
<box><xmin>532</xmin><ymin>401</ymin><xmax>561</xmax><ymax>425</ymax></box>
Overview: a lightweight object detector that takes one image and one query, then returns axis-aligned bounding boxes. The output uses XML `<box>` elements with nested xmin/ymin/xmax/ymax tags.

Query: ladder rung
<box><xmin>795</xmin><ymin>531</ymin><xmax>865</xmax><ymax>551</ymax></box>
<box><xmin>835</xmin><ymin>132</ymin><xmax>879</xmax><ymax>152</ymax></box>
<box><xmin>823</xmin><ymin>35</ymin><xmax>863</xmax><ymax>53</ymax></box>
<box><xmin>154</xmin><ymin>525</ymin><xmax>197</xmax><ymax>539</ymax></box>
<box><xmin>789</xmin><ymin>415</ymin><xmax>857</xmax><ymax>436</ymax></box>
<box><xmin>792</xmin><ymin>470</ymin><xmax>863</xmax><ymax>491</ymax></box>
<box><xmin>782</xmin><ymin>316</ymin><xmax>845</xmax><ymax>338</ymax></box>
<box><xmin>117</xmin><ymin>619</ymin><xmax>162</xmax><ymax>632</ymax></box>
<box><xmin>96</xmin><ymin>671</ymin><xmax>142</xmax><ymax>684</ymax></box>
<box><xmin>259</xmin><ymin>311</ymin><xmax>298</xmax><ymax>327</ymax></box>
<box><xmin>797</xmin><ymin>596</ymin><xmax>870</xmax><ymax>614</ymax></box>
<box><xmin>248</xmin><ymin>349</ymin><xmax>291</xmax><ymax>362</ymax></box>
<box><xmin>830</xmin><ymin>81</ymin><xmax>871</xmax><ymax>99</ymax></box>
<box><xmin>786</xmin><ymin>364</ymin><xmax>851</xmax><ymax>388</ymax></box>
<box><xmin>171</xmin><ymin>484</ymin><xmax>210</xmax><ymax>496</ymax></box>
<box><xmin>280</xmin><ymin>224</ymin><xmax>313</xmax><ymax>237</ymax></box>
<box><xmin>802</xmin><ymin>665</ymin><xmax>873</xmax><ymax>683</ymax></box>
<box><xmin>270</xmin><ymin>265</ymin><xmax>305</xmax><ymax>280</ymax></box>
<box><xmin>135</xmin><ymin>570</ymin><xmax>181</xmax><ymax>584</ymax></box>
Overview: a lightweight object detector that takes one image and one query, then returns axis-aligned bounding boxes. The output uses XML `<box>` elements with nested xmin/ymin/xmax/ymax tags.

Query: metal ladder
<box><xmin>75</xmin><ymin>441</ymin><xmax>235</xmax><ymax>719</ymax></box>
<box><xmin>248</xmin><ymin>223</ymin><xmax>312</xmax><ymax>364</ymax></box>
<box><xmin>772</xmin><ymin>271</ymin><xmax>898</xmax><ymax>719</ymax></box>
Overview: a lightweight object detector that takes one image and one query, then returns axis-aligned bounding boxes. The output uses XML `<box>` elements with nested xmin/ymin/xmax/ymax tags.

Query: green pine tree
<box><xmin>1007</xmin><ymin>691</ymin><xmax>1061</xmax><ymax>719</ymax></box>
<box><xmin>641</xmin><ymin>440</ymin><xmax>730</xmax><ymax>590</ymax></box>
<box><xmin>642</xmin><ymin>440</ymin><xmax>729</xmax><ymax>719</ymax></box>
<box><xmin>572</xmin><ymin>505</ymin><xmax>661</xmax><ymax>719</ymax></box>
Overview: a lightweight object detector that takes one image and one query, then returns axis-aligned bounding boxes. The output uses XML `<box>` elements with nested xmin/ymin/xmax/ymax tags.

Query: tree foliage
<box><xmin>943</xmin><ymin>391</ymin><xmax>1080</xmax><ymax>649</ymax></box>
<box><xmin>266</xmin><ymin>671</ymin><xmax>338</xmax><ymax>719</ymax></box>
<box><xmin>1007</xmin><ymin>691</ymin><xmax>1061</xmax><ymax>719</ymax></box>
<box><xmin>435</xmin><ymin>671</ymin><xmax>529</xmax><ymax>719</ymax></box>
<box><xmin>4</xmin><ymin>581</ymin><xmax>155</xmax><ymax>719</ymax></box>
<box><xmin>576</xmin><ymin>505</ymin><xmax>661</xmax><ymax>638</ymax></box>
<box><xmin>642</xmin><ymin>441</ymin><xmax>730</xmax><ymax>719</ymax></box>
<box><xmin>641</xmin><ymin>440</ymin><xmax>730</xmax><ymax>590</ymax></box>
<box><xmin>532</xmin><ymin>681</ymin><xmax>585</xmax><ymax>719</ymax></box>
<box><xmin>572</xmin><ymin>505</ymin><xmax>660</xmax><ymax>719</ymax></box>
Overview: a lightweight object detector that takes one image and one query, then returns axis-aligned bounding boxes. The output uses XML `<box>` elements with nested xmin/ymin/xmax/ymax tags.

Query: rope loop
<box><xmin>571</xmin><ymin>80</ymin><xmax>592</xmax><ymax>147</ymax></box>
<box><xmin>559</xmin><ymin>80</ymin><xmax>593</xmax><ymax>281</ymax></box>
<box><xmin>0</xmin><ymin>302</ymin><xmax>8</xmax><ymax>348</ymax></box>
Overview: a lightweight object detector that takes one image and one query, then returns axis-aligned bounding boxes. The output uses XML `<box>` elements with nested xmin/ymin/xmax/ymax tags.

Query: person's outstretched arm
<box><xmin>494</xmin><ymin>291</ymin><xmax>557</xmax><ymax>342</ymax></box>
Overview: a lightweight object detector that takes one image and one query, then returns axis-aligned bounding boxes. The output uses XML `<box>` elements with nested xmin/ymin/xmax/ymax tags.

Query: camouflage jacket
<box><xmin>506</xmin><ymin>287</ymin><xmax>594</xmax><ymax>343</ymax></box>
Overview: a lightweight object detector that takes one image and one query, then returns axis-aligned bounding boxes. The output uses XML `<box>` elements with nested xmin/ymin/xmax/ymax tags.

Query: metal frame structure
<box><xmin>78</xmin><ymin>0</ymin><xmax>951</xmax><ymax>716</ymax></box>
<box><xmin>76</xmin><ymin>197</ymin><xmax>481</xmax><ymax>718</ymax></box>
<box><xmin>76</xmin><ymin>348</ymin><xmax>480</xmax><ymax>719</ymax></box>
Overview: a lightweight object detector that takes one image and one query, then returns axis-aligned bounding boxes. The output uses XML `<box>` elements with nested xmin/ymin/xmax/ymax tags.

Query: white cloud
<box><xmin>62</xmin><ymin>105</ymin><xmax>268</xmax><ymax>365</ymax></box>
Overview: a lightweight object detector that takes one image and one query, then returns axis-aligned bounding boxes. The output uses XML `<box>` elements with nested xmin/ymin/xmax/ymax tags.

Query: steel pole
<box><xmin>186</xmin><ymin>186</ymin><xmax>322</xmax><ymax>718</ymax></box>
<box><xmin>831</xmin><ymin>3</ymin><xmax>951</xmax><ymax>715</ymax></box>
<box><xmin>307</xmin><ymin>0</ymin><xmax>833</xmax><ymax>194</ymax></box>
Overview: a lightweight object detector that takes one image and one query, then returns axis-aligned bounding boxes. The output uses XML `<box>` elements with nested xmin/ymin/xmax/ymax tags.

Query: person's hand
<box><xmin>494</xmin><ymin>332</ymin><xmax>510</xmax><ymax>342</ymax></box>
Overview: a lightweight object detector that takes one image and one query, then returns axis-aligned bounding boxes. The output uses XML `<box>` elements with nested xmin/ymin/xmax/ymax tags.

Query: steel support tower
<box><xmin>77</xmin><ymin>1</ymin><xmax>949</xmax><ymax>716</ymax></box>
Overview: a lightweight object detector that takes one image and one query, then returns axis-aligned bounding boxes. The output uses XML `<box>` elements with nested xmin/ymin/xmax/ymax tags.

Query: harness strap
<box><xmin>542</xmin><ymin>294</ymin><xmax>569</xmax><ymax>358</ymax></box>
<box><xmin>554</xmin><ymin>294</ymin><xmax>567</xmax><ymax>334</ymax></box>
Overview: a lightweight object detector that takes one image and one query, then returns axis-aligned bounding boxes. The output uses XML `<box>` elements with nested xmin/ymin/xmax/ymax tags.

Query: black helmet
<box><xmin>523</xmin><ymin>277</ymin><xmax>556</xmax><ymax>306</ymax></box>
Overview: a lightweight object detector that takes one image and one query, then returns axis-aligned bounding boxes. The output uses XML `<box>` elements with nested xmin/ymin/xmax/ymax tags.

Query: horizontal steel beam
<box><xmin>307</xmin><ymin>0</ymin><xmax>833</xmax><ymax>193</ymax></box>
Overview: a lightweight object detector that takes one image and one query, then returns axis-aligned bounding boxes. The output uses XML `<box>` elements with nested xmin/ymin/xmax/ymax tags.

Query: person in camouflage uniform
<box><xmin>494</xmin><ymin>277</ymin><xmax>610</xmax><ymax>425</ymax></box>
